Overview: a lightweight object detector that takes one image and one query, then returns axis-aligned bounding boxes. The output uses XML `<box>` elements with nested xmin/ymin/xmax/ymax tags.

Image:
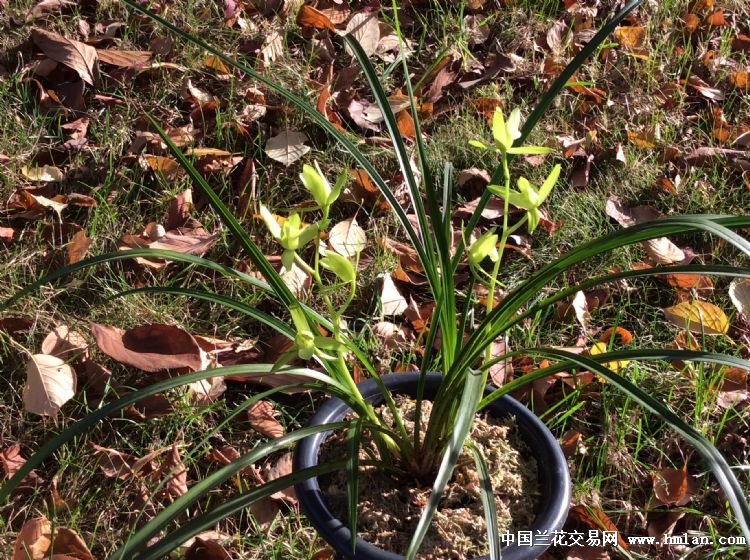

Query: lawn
<box><xmin>1</xmin><ymin>0</ymin><xmax>749</xmax><ymax>559</ymax></box>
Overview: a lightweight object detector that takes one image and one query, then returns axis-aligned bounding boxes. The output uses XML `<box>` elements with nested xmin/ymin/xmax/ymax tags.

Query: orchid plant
<box><xmin>3</xmin><ymin>1</ymin><xmax>750</xmax><ymax>559</ymax></box>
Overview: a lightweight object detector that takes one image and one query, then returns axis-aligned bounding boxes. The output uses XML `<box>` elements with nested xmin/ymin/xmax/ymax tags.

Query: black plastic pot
<box><xmin>293</xmin><ymin>373</ymin><xmax>570</xmax><ymax>560</ymax></box>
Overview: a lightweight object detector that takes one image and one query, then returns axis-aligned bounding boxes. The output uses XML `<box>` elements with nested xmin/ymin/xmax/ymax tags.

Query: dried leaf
<box><xmin>31</xmin><ymin>28</ymin><xmax>98</xmax><ymax>85</ymax></box>
<box><xmin>381</xmin><ymin>273</ymin><xmax>408</xmax><ymax>316</ymax></box>
<box><xmin>184</xmin><ymin>538</ymin><xmax>232</xmax><ymax>560</ymax></box>
<box><xmin>652</xmin><ymin>463</ymin><xmax>696</xmax><ymax>506</ymax></box>
<box><xmin>96</xmin><ymin>48</ymin><xmax>152</xmax><ymax>67</ymax></box>
<box><xmin>12</xmin><ymin>517</ymin><xmax>52</xmax><ymax>560</ymax></box>
<box><xmin>489</xmin><ymin>338</ymin><xmax>512</xmax><ymax>386</ymax></box>
<box><xmin>51</xmin><ymin>528</ymin><xmax>94</xmax><ymax>560</ymax></box>
<box><xmin>162</xmin><ymin>444</ymin><xmax>188</xmax><ymax>498</ymax></box>
<box><xmin>729</xmin><ymin>279</ymin><xmax>750</xmax><ymax>316</ymax></box>
<box><xmin>264</xmin><ymin>452</ymin><xmax>296</xmax><ymax>504</ymax></box>
<box><xmin>23</xmin><ymin>354</ymin><xmax>76</xmax><ymax>416</ymax></box>
<box><xmin>345</xmin><ymin>12</ymin><xmax>380</xmax><ymax>57</ymax></box>
<box><xmin>329</xmin><ymin>218</ymin><xmax>366</xmax><ymax>257</ymax></box>
<box><xmin>662</xmin><ymin>301</ymin><xmax>729</xmax><ymax>335</ymax></box>
<box><xmin>41</xmin><ymin>325</ymin><xmax>88</xmax><ymax>361</ymax></box>
<box><xmin>265</xmin><ymin>130</ymin><xmax>310</xmax><ymax>166</ymax></box>
<box><xmin>297</xmin><ymin>5</ymin><xmax>337</xmax><ymax>31</ymax></box>
<box><xmin>21</xmin><ymin>164</ymin><xmax>64</xmax><ymax>182</ymax></box>
<box><xmin>685</xmin><ymin>75</ymin><xmax>725</xmax><ymax>100</ymax></box>
<box><xmin>246</xmin><ymin>400</ymin><xmax>284</xmax><ymax>438</ymax></box>
<box><xmin>613</xmin><ymin>25</ymin><xmax>645</xmax><ymax>48</ymax></box>
<box><xmin>730</xmin><ymin>71</ymin><xmax>750</xmax><ymax>91</ymax></box>
<box><xmin>90</xmin><ymin>323</ymin><xmax>207</xmax><ymax>372</ymax></box>
<box><xmin>67</xmin><ymin>229</ymin><xmax>92</xmax><ymax>264</ymax></box>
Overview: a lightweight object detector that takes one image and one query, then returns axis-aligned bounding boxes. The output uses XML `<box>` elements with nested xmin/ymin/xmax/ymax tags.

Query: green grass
<box><xmin>1</xmin><ymin>0</ymin><xmax>750</xmax><ymax>557</ymax></box>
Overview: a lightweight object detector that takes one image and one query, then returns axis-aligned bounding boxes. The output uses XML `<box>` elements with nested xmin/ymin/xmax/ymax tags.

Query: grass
<box><xmin>1</xmin><ymin>0</ymin><xmax>749</xmax><ymax>558</ymax></box>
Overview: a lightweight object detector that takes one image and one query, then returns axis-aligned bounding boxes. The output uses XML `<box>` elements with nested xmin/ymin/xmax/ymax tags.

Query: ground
<box><xmin>0</xmin><ymin>0</ymin><xmax>749</xmax><ymax>559</ymax></box>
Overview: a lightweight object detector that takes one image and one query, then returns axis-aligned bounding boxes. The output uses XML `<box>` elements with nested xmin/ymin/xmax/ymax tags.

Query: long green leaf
<box><xmin>450</xmin><ymin>216</ymin><xmax>750</xmax><ymax>386</ymax></box>
<box><xmin>121</xmin><ymin>384</ymin><xmax>302</xmax><ymax>547</ymax></box>
<box><xmin>0</xmin><ymin>248</ymin><xmax>271</xmax><ymax>311</ymax></box>
<box><xmin>343</xmin><ymin>35</ymin><xmax>440</xmax><ymax>299</ymax></box>
<box><xmin>346</xmin><ymin>418</ymin><xmax>364</xmax><ymax>554</ymax></box>
<box><xmin>509</xmin><ymin>264</ymin><xmax>750</xmax><ymax>332</ymax></box>
<box><xmin>132</xmin><ymin>462</ymin><xmax>347</xmax><ymax>560</ymax></box>
<box><xmin>0</xmin><ymin>364</ymin><xmax>342</xmax><ymax>503</ymax></box>
<box><xmin>467</xmin><ymin>441</ymin><xmax>501</xmax><ymax>560</ymax></box>
<box><xmin>113</xmin><ymin>286</ymin><xmax>294</xmax><ymax>338</ymax></box>
<box><xmin>109</xmin><ymin>422</ymin><xmax>350</xmax><ymax>560</ymax></box>
<box><xmin>148</xmin><ymin>116</ymin><xmax>299</xmax><ymax>310</ymax></box>
<box><xmin>478</xmin><ymin>349</ymin><xmax>750</xmax><ymax>409</ymax></box>
<box><xmin>530</xmin><ymin>349</ymin><xmax>750</xmax><ymax>543</ymax></box>
<box><xmin>405</xmin><ymin>369</ymin><xmax>485</xmax><ymax>559</ymax></box>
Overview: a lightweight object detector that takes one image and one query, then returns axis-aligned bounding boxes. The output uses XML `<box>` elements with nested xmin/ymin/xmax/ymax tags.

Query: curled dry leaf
<box><xmin>41</xmin><ymin>325</ymin><xmax>88</xmax><ymax>361</ymax></box>
<box><xmin>265</xmin><ymin>130</ymin><xmax>310</xmax><ymax>166</ymax></box>
<box><xmin>1</xmin><ymin>444</ymin><xmax>45</xmax><ymax>491</ymax></box>
<box><xmin>67</xmin><ymin>229</ymin><xmax>92</xmax><ymax>264</ymax></box>
<box><xmin>31</xmin><ymin>28</ymin><xmax>99</xmax><ymax>85</ymax></box>
<box><xmin>23</xmin><ymin>354</ymin><xmax>77</xmax><ymax>416</ymax></box>
<box><xmin>662</xmin><ymin>300</ymin><xmax>729</xmax><ymax>335</ymax></box>
<box><xmin>729</xmin><ymin>279</ymin><xmax>750</xmax><ymax>316</ymax></box>
<box><xmin>380</xmin><ymin>273</ymin><xmax>408</xmax><ymax>316</ymax></box>
<box><xmin>652</xmin><ymin>463</ymin><xmax>696</xmax><ymax>506</ymax></box>
<box><xmin>184</xmin><ymin>537</ymin><xmax>232</xmax><ymax>560</ymax></box>
<box><xmin>51</xmin><ymin>528</ymin><xmax>94</xmax><ymax>560</ymax></box>
<box><xmin>489</xmin><ymin>338</ymin><xmax>512</xmax><ymax>386</ymax></box>
<box><xmin>329</xmin><ymin>218</ymin><xmax>366</xmax><ymax>258</ymax></box>
<box><xmin>90</xmin><ymin>323</ymin><xmax>207</xmax><ymax>372</ymax></box>
<box><xmin>263</xmin><ymin>452</ymin><xmax>297</xmax><ymax>504</ymax></box>
<box><xmin>246</xmin><ymin>400</ymin><xmax>284</xmax><ymax>438</ymax></box>
<box><xmin>161</xmin><ymin>444</ymin><xmax>189</xmax><ymax>498</ymax></box>
<box><xmin>568</xmin><ymin>505</ymin><xmax>629</xmax><ymax>550</ymax></box>
<box><xmin>714</xmin><ymin>367</ymin><xmax>748</xmax><ymax>409</ymax></box>
<box><xmin>12</xmin><ymin>516</ymin><xmax>52</xmax><ymax>560</ymax></box>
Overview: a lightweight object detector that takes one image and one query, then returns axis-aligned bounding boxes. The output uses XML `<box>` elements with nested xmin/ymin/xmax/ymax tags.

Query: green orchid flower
<box><xmin>469</xmin><ymin>107</ymin><xmax>553</xmax><ymax>155</ymax></box>
<box><xmin>259</xmin><ymin>205</ymin><xmax>318</xmax><ymax>271</ymax></box>
<box><xmin>300</xmin><ymin>162</ymin><xmax>343</xmax><ymax>211</ymax></box>
<box><xmin>272</xmin><ymin>307</ymin><xmax>346</xmax><ymax>370</ymax></box>
<box><xmin>488</xmin><ymin>164</ymin><xmax>561</xmax><ymax>232</ymax></box>
<box><xmin>320</xmin><ymin>250</ymin><xmax>356</xmax><ymax>284</ymax></box>
<box><xmin>468</xmin><ymin>229</ymin><xmax>499</xmax><ymax>268</ymax></box>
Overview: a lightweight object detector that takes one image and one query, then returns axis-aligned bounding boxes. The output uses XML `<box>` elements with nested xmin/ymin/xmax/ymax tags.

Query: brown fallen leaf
<box><xmin>345</xmin><ymin>12</ymin><xmax>380</xmax><ymax>58</ymax></box>
<box><xmin>90</xmin><ymin>323</ymin><xmax>207</xmax><ymax>372</ymax></box>
<box><xmin>1</xmin><ymin>444</ymin><xmax>45</xmax><ymax>493</ymax></box>
<box><xmin>246</xmin><ymin>400</ymin><xmax>284</xmax><ymax>438</ymax></box>
<box><xmin>489</xmin><ymin>338</ymin><xmax>512</xmax><ymax>386</ymax></box>
<box><xmin>265</xmin><ymin>130</ymin><xmax>310</xmax><ymax>166</ymax></box>
<box><xmin>652</xmin><ymin>463</ymin><xmax>696</xmax><ymax>506</ymax></box>
<box><xmin>329</xmin><ymin>218</ymin><xmax>366</xmax><ymax>258</ymax></box>
<box><xmin>662</xmin><ymin>300</ymin><xmax>729</xmax><ymax>335</ymax></box>
<box><xmin>12</xmin><ymin>516</ymin><xmax>52</xmax><ymax>560</ymax></box>
<box><xmin>23</xmin><ymin>354</ymin><xmax>77</xmax><ymax>416</ymax></box>
<box><xmin>264</xmin><ymin>452</ymin><xmax>297</xmax><ymax>504</ymax></box>
<box><xmin>729</xmin><ymin>279</ymin><xmax>750</xmax><ymax>316</ymax></box>
<box><xmin>21</xmin><ymin>164</ymin><xmax>64</xmax><ymax>182</ymax></box>
<box><xmin>67</xmin><ymin>230</ymin><xmax>92</xmax><ymax>265</ymax></box>
<box><xmin>730</xmin><ymin>71</ymin><xmax>749</xmax><ymax>91</ymax></box>
<box><xmin>96</xmin><ymin>48</ymin><xmax>152</xmax><ymax>68</ymax></box>
<box><xmin>613</xmin><ymin>25</ymin><xmax>645</xmax><ymax>48</ymax></box>
<box><xmin>381</xmin><ymin>273</ymin><xmax>408</xmax><ymax>316</ymax></box>
<box><xmin>119</xmin><ymin>227</ymin><xmax>218</xmax><ymax>269</ymax></box>
<box><xmin>51</xmin><ymin>528</ymin><xmax>94</xmax><ymax>560</ymax></box>
<box><xmin>161</xmin><ymin>444</ymin><xmax>188</xmax><ymax>498</ymax></box>
<box><xmin>0</xmin><ymin>226</ymin><xmax>14</xmax><ymax>241</ymax></box>
<box><xmin>684</xmin><ymin>75</ymin><xmax>725</xmax><ymax>101</ymax></box>
<box><xmin>41</xmin><ymin>325</ymin><xmax>88</xmax><ymax>361</ymax></box>
<box><xmin>296</xmin><ymin>5</ymin><xmax>337</xmax><ymax>31</ymax></box>
<box><xmin>31</xmin><ymin>28</ymin><xmax>99</xmax><ymax>85</ymax></box>
<box><xmin>566</xmin><ymin>546</ymin><xmax>610</xmax><ymax>560</ymax></box>
<box><xmin>713</xmin><ymin>367</ymin><xmax>748</xmax><ymax>409</ymax></box>
<box><xmin>568</xmin><ymin>505</ymin><xmax>629</xmax><ymax>550</ymax></box>
<box><xmin>184</xmin><ymin>537</ymin><xmax>232</xmax><ymax>560</ymax></box>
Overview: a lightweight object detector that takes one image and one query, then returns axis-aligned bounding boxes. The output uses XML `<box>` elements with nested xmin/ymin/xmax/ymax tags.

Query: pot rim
<box><xmin>293</xmin><ymin>372</ymin><xmax>571</xmax><ymax>560</ymax></box>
